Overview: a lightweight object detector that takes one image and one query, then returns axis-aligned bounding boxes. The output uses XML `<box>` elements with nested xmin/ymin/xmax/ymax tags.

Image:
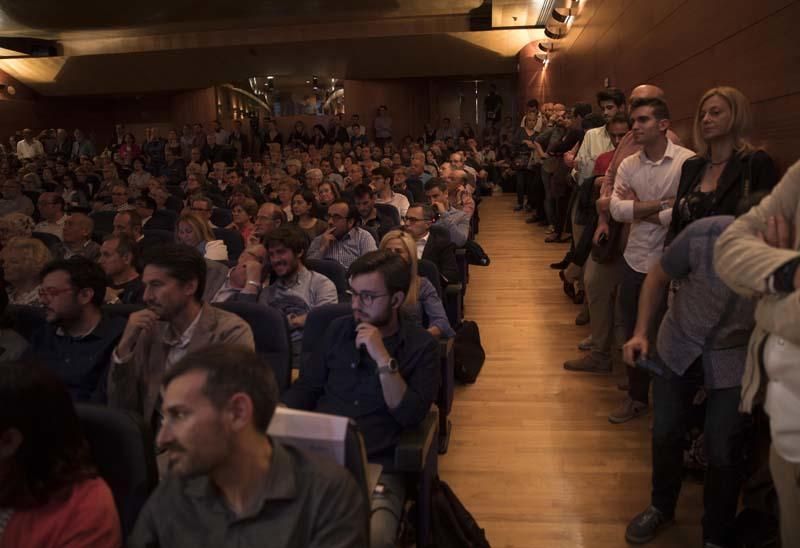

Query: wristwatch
<box><xmin>377</xmin><ymin>358</ymin><xmax>399</xmax><ymax>375</ymax></box>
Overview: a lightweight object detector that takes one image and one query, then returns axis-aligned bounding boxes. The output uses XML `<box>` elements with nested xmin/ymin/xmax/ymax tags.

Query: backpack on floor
<box><xmin>454</xmin><ymin>320</ymin><xmax>486</xmax><ymax>384</ymax></box>
<box><xmin>431</xmin><ymin>478</ymin><xmax>491</xmax><ymax>548</ymax></box>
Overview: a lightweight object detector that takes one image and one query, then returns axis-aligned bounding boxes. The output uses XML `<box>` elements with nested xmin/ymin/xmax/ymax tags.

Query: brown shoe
<box><xmin>564</xmin><ymin>354</ymin><xmax>612</xmax><ymax>373</ymax></box>
<box><xmin>608</xmin><ymin>397</ymin><xmax>648</xmax><ymax>424</ymax></box>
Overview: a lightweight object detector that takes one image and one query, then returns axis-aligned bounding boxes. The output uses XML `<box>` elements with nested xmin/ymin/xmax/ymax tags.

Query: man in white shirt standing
<box><xmin>16</xmin><ymin>129</ymin><xmax>45</xmax><ymax>160</ymax></box>
<box><xmin>607</xmin><ymin>97</ymin><xmax>694</xmax><ymax>424</ymax></box>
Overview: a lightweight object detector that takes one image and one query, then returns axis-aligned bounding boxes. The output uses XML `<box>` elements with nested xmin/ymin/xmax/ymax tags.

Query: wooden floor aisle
<box><xmin>438</xmin><ymin>194</ymin><xmax>702</xmax><ymax>548</ymax></box>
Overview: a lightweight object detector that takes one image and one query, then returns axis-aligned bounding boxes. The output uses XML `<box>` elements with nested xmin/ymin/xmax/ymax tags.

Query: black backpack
<box><xmin>465</xmin><ymin>240</ymin><xmax>491</xmax><ymax>266</ymax></box>
<box><xmin>431</xmin><ymin>477</ymin><xmax>491</xmax><ymax>548</ymax></box>
<box><xmin>454</xmin><ymin>320</ymin><xmax>486</xmax><ymax>384</ymax></box>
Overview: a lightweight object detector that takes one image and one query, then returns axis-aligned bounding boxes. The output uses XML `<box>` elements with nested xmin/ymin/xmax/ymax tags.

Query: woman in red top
<box><xmin>0</xmin><ymin>362</ymin><xmax>122</xmax><ymax>548</ymax></box>
<box><xmin>117</xmin><ymin>133</ymin><xmax>141</xmax><ymax>166</ymax></box>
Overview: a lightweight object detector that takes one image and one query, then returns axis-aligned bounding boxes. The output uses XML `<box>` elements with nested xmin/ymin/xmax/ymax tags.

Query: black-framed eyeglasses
<box><xmin>191</xmin><ymin>207</ymin><xmax>211</xmax><ymax>213</ymax></box>
<box><xmin>345</xmin><ymin>289</ymin><xmax>389</xmax><ymax>306</ymax></box>
<box><xmin>329</xmin><ymin>213</ymin><xmax>347</xmax><ymax>222</ymax></box>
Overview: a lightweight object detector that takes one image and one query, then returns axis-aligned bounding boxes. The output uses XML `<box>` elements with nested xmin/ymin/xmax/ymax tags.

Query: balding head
<box><xmin>62</xmin><ymin>213</ymin><xmax>94</xmax><ymax>244</ymax></box>
<box><xmin>254</xmin><ymin>202</ymin><xmax>285</xmax><ymax>239</ymax></box>
<box><xmin>629</xmin><ymin>85</ymin><xmax>665</xmax><ymax>102</ymax></box>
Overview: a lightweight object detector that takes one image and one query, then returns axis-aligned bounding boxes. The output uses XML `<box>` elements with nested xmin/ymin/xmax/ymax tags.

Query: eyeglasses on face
<box><xmin>345</xmin><ymin>289</ymin><xmax>389</xmax><ymax>306</ymax></box>
<box><xmin>191</xmin><ymin>207</ymin><xmax>211</xmax><ymax>213</ymax></box>
<box><xmin>329</xmin><ymin>213</ymin><xmax>348</xmax><ymax>222</ymax></box>
<box><xmin>38</xmin><ymin>286</ymin><xmax>75</xmax><ymax>299</ymax></box>
<box><xmin>403</xmin><ymin>216</ymin><xmax>430</xmax><ymax>224</ymax></box>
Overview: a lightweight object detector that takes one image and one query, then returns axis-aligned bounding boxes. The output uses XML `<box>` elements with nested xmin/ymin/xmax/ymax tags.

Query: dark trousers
<box><xmin>515</xmin><ymin>168</ymin><xmax>534</xmax><ymax>206</ymax></box>
<box><xmin>618</xmin><ymin>261</ymin><xmax>661</xmax><ymax>404</ymax></box>
<box><xmin>527</xmin><ymin>165</ymin><xmax>544</xmax><ymax>214</ymax></box>
<box><xmin>652</xmin><ymin>361</ymin><xmax>746</xmax><ymax>545</ymax></box>
<box><xmin>553</xmin><ymin>188</ymin><xmax>574</xmax><ymax>237</ymax></box>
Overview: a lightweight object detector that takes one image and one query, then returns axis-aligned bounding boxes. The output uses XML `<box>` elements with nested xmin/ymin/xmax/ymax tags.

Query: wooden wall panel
<box><xmin>519</xmin><ymin>0</ymin><xmax>800</xmax><ymax>169</ymax></box>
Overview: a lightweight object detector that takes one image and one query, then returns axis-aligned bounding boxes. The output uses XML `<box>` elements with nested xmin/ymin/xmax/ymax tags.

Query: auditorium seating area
<box><xmin>1</xmin><ymin>2</ymin><xmax>799</xmax><ymax>547</ymax></box>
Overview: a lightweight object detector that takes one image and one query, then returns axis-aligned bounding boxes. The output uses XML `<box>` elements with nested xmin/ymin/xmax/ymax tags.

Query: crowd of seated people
<box><xmin>0</xmin><ymin>112</ymin><xmax>489</xmax><ymax>547</ymax></box>
<box><xmin>510</xmin><ymin>84</ymin><xmax>799</xmax><ymax>548</ymax></box>
<box><xmin>1</xmin><ymin>87</ymin><xmax>798</xmax><ymax>548</ymax></box>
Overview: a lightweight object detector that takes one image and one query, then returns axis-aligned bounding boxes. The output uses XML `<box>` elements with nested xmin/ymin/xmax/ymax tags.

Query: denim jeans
<box><xmin>651</xmin><ymin>360</ymin><xmax>746</xmax><ymax>545</ymax></box>
<box><xmin>370</xmin><ymin>472</ymin><xmax>406</xmax><ymax>548</ymax></box>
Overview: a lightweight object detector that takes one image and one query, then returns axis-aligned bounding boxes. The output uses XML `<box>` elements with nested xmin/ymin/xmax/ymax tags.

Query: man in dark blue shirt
<box><xmin>283</xmin><ymin>250</ymin><xmax>440</xmax><ymax>548</ymax></box>
<box><xmin>26</xmin><ymin>257</ymin><xmax>126</xmax><ymax>402</ymax></box>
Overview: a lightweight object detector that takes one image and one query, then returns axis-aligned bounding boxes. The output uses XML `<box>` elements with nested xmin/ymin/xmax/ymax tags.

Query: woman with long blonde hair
<box><xmin>379</xmin><ymin>230</ymin><xmax>454</xmax><ymax>339</ymax></box>
<box><xmin>176</xmin><ymin>212</ymin><xmax>228</xmax><ymax>261</ymax></box>
<box><xmin>668</xmin><ymin>86</ymin><xmax>778</xmax><ymax>241</ymax></box>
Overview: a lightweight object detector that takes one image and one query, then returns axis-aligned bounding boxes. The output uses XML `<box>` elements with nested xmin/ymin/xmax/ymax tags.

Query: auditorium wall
<box><xmin>345</xmin><ymin>77</ymin><xmax>517</xmax><ymax>143</ymax></box>
<box><xmin>518</xmin><ymin>0</ymin><xmax>800</xmax><ymax>170</ymax></box>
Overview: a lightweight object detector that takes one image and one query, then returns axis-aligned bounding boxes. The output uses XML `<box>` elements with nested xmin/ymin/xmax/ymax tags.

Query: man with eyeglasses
<box><xmin>188</xmin><ymin>195</ymin><xmax>216</xmax><ymax>227</ymax></box>
<box><xmin>0</xmin><ymin>179</ymin><xmax>34</xmax><ymax>217</ymax></box>
<box><xmin>26</xmin><ymin>257</ymin><xmax>126</xmax><ymax>402</ymax></box>
<box><xmin>100</xmin><ymin>183</ymin><xmax>135</xmax><ymax>212</ymax></box>
<box><xmin>307</xmin><ymin>200</ymin><xmax>377</xmax><ymax>269</ymax></box>
<box><xmin>403</xmin><ymin>203</ymin><xmax>460</xmax><ymax>284</ymax></box>
<box><xmin>284</xmin><ymin>250</ymin><xmax>439</xmax><ymax>548</ymax></box>
<box><xmin>34</xmin><ymin>192</ymin><xmax>67</xmax><ymax>240</ymax></box>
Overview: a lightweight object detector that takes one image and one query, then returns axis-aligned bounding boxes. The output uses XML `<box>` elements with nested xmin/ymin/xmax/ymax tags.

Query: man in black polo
<box><xmin>284</xmin><ymin>250</ymin><xmax>440</xmax><ymax>548</ymax></box>
<box><xmin>26</xmin><ymin>257</ymin><xmax>126</xmax><ymax>402</ymax></box>
<box><xmin>353</xmin><ymin>183</ymin><xmax>397</xmax><ymax>244</ymax></box>
<box><xmin>129</xmin><ymin>344</ymin><xmax>367</xmax><ymax>548</ymax></box>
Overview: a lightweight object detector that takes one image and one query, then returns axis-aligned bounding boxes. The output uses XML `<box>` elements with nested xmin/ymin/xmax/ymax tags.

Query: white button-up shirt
<box><xmin>764</xmin><ymin>335</ymin><xmax>800</xmax><ymax>462</ymax></box>
<box><xmin>573</xmin><ymin>126</ymin><xmax>613</xmax><ymax>185</ymax></box>
<box><xmin>610</xmin><ymin>139</ymin><xmax>694</xmax><ymax>273</ymax></box>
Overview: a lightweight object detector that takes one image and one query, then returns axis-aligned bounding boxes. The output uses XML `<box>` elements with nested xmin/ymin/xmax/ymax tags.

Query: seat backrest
<box><xmin>142</xmin><ymin>228</ymin><xmax>174</xmax><ymax>245</ymax></box>
<box><xmin>406</xmin><ymin>179</ymin><xmax>425</xmax><ymax>203</ymax></box>
<box><xmin>301</xmin><ymin>303</ymin><xmax>352</xmax><ymax>369</ymax></box>
<box><xmin>31</xmin><ymin>231</ymin><xmax>62</xmax><ymax>256</ymax></box>
<box><xmin>151</xmin><ymin>208</ymin><xmax>177</xmax><ymax>231</ymax></box>
<box><xmin>212</xmin><ymin>227</ymin><xmax>244</xmax><ymax>264</ymax></box>
<box><xmin>6</xmin><ymin>304</ymin><xmax>46</xmax><ymax>340</ymax></box>
<box><xmin>417</xmin><ymin>259</ymin><xmax>443</xmax><ymax>299</ymax></box>
<box><xmin>210</xmin><ymin>207</ymin><xmax>233</xmax><ymax>228</ymax></box>
<box><xmin>375</xmin><ymin>202</ymin><xmax>401</xmax><ymax>229</ymax></box>
<box><xmin>89</xmin><ymin>210</ymin><xmax>119</xmax><ymax>237</ymax></box>
<box><xmin>75</xmin><ymin>403</ymin><xmax>158</xmax><ymax>540</ymax></box>
<box><xmin>213</xmin><ymin>302</ymin><xmax>293</xmax><ymax>393</ymax></box>
<box><xmin>306</xmin><ymin>258</ymin><xmax>349</xmax><ymax>302</ymax></box>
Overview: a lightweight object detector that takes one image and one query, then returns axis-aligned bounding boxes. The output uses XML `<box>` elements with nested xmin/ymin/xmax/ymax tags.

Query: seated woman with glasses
<box><xmin>0</xmin><ymin>361</ymin><xmax>122</xmax><ymax>548</ymax></box>
<box><xmin>1</xmin><ymin>237</ymin><xmax>52</xmax><ymax>306</ymax></box>
<box><xmin>227</xmin><ymin>199</ymin><xmax>258</xmax><ymax>244</ymax></box>
<box><xmin>291</xmin><ymin>189</ymin><xmax>327</xmax><ymax>241</ymax></box>
<box><xmin>175</xmin><ymin>212</ymin><xmax>229</xmax><ymax>262</ymax></box>
<box><xmin>379</xmin><ymin>229</ymin><xmax>454</xmax><ymax>339</ymax></box>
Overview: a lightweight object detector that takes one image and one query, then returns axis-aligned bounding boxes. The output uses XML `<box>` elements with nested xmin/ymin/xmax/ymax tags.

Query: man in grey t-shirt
<box><xmin>130</xmin><ymin>345</ymin><xmax>367</xmax><ymax>548</ymax></box>
<box><xmin>621</xmin><ymin>216</ymin><xmax>754</xmax><ymax>546</ymax></box>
